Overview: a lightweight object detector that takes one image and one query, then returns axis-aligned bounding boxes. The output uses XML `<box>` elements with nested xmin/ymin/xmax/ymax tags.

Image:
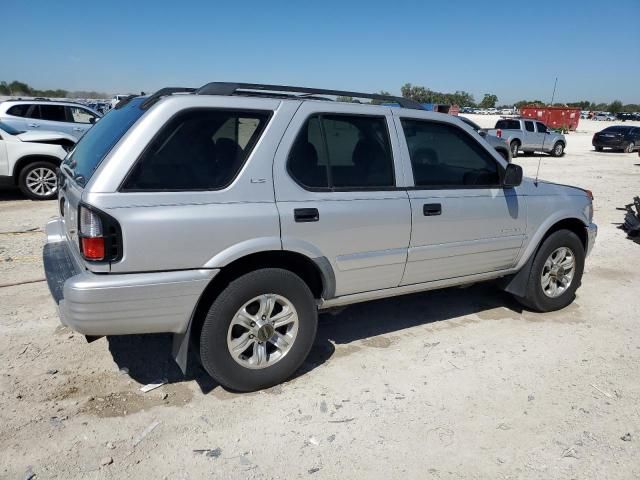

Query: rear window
<box><xmin>63</xmin><ymin>97</ymin><xmax>146</xmax><ymax>187</ymax></box>
<box><xmin>495</xmin><ymin>119</ymin><xmax>520</xmax><ymax>130</ymax></box>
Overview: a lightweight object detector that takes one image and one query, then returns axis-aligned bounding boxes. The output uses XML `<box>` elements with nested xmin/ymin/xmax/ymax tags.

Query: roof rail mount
<box><xmin>195</xmin><ymin>82</ymin><xmax>424</xmax><ymax>110</ymax></box>
<box><xmin>139</xmin><ymin>87</ymin><xmax>196</xmax><ymax>110</ymax></box>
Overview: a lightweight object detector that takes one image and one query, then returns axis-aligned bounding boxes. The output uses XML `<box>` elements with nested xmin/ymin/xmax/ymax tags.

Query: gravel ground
<box><xmin>1</xmin><ymin>117</ymin><xmax>639</xmax><ymax>479</ymax></box>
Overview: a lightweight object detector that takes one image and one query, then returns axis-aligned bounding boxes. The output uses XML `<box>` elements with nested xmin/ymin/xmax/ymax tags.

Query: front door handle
<box><xmin>423</xmin><ymin>203</ymin><xmax>442</xmax><ymax>216</ymax></box>
<box><xmin>27</xmin><ymin>123</ymin><xmax>40</xmax><ymax>128</ymax></box>
<box><xmin>72</xmin><ymin>127</ymin><xmax>84</xmax><ymax>132</ymax></box>
<box><xmin>294</xmin><ymin>208</ymin><xmax>319</xmax><ymax>223</ymax></box>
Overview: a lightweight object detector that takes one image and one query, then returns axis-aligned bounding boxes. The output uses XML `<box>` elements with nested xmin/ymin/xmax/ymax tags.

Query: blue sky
<box><xmin>2</xmin><ymin>0</ymin><xmax>639</xmax><ymax>104</ymax></box>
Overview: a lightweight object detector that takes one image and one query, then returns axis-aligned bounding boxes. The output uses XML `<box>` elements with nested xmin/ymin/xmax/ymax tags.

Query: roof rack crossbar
<box><xmin>195</xmin><ymin>82</ymin><xmax>424</xmax><ymax>110</ymax></box>
<box><xmin>139</xmin><ymin>87</ymin><xmax>196</xmax><ymax>109</ymax></box>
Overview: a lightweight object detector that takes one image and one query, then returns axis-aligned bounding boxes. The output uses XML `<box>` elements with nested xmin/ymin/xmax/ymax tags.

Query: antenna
<box><xmin>534</xmin><ymin>76</ymin><xmax>558</xmax><ymax>186</ymax></box>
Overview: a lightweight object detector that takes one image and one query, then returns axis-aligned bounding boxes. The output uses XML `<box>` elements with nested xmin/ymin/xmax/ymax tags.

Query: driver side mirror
<box><xmin>478</xmin><ymin>130</ymin><xmax>487</xmax><ymax>137</ymax></box>
<box><xmin>503</xmin><ymin>163</ymin><xmax>522</xmax><ymax>188</ymax></box>
<box><xmin>89</xmin><ymin>117</ymin><xmax>96</xmax><ymax>124</ymax></box>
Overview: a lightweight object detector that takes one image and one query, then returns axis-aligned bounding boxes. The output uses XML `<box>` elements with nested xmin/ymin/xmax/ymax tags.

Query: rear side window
<box><xmin>525</xmin><ymin>121</ymin><xmax>535</xmax><ymax>132</ymax></box>
<box><xmin>288</xmin><ymin>114</ymin><xmax>394</xmax><ymax>189</ymax></box>
<box><xmin>123</xmin><ymin>109</ymin><xmax>270</xmax><ymax>191</ymax></box>
<box><xmin>401</xmin><ymin>119</ymin><xmax>500</xmax><ymax>187</ymax></box>
<box><xmin>495</xmin><ymin>119</ymin><xmax>520</xmax><ymax>130</ymax></box>
<box><xmin>7</xmin><ymin>105</ymin><xmax>29</xmax><ymax>117</ymax></box>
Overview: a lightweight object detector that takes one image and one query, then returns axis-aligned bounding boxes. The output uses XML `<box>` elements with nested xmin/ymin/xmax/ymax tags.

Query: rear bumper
<box><xmin>43</xmin><ymin>218</ymin><xmax>218</xmax><ymax>336</ymax></box>
<box><xmin>586</xmin><ymin>223</ymin><xmax>597</xmax><ymax>256</ymax></box>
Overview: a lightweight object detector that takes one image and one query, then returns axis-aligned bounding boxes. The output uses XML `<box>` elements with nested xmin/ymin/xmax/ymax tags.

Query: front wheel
<box><xmin>515</xmin><ymin>229</ymin><xmax>585</xmax><ymax>312</ymax></box>
<box><xmin>551</xmin><ymin>142</ymin><xmax>565</xmax><ymax>157</ymax></box>
<box><xmin>199</xmin><ymin>268</ymin><xmax>318</xmax><ymax>392</ymax></box>
<box><xmin>625</xmin><ymin>142</ymin><xmax>635</xmax><ymax>153</ymax></box>
<box><xmin>18</xmin><ymin>161</ymin><xmax>58</xmax><ymax>200</ymax></box>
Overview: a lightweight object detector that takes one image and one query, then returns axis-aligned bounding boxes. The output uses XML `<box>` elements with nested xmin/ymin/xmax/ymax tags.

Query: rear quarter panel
<box><xmin>83</xmin><ymin>97</ymin><xmax>300</xmax><ymax>273</ymax></box>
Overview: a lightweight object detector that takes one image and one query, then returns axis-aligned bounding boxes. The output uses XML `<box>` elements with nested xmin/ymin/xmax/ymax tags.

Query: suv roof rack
<box><xmin>195</xmin><ymin>82</ymin><xmax>425</xmax><ymax>110</ymax></box>
<box><xmin>138</xmin><ymin>87</ymin><xmax>197</xmax><ymax>109</ymax></box>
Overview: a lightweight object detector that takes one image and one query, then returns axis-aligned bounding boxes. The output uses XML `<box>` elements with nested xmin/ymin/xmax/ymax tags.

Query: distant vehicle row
<box><xmin>460</xmin><ymin>107</ymin><xmax>516</xmax><ymax>115</ymax></box>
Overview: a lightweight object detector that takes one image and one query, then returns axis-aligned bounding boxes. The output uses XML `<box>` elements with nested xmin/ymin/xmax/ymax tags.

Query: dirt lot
<box><xmin>1</xmin><ymin>117</ymin><xmax>639</xmax><ymax>479</ymax></box>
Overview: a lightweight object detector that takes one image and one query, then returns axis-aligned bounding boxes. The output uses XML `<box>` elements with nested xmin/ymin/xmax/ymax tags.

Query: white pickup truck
<box><xmin>487</xmin><ymin>118</ymin><xmax>566</xmax><ymax>158</ymax></box>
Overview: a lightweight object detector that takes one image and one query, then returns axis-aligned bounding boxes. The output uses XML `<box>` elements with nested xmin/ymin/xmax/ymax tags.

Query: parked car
<box><xmin>616</xmin><ymin>112</ymin><xmax>640</xmax><ymax>122</ymax></box>
<box><xmin>0</xmin><ymin>100</ymin><xmax>102</xmax><ymax>141</ymax></box>
<box><xmin>592</xmin><ymin>126</ymin><xmax>640</xmax><ymax>153</ymax></box>
<box><xmin>487</xmin><ymin>118</ymin><xmax>566</xmax><ymax>158</ymax></box>
<box><xmin>458</xmin><ymin>116</ymin><xmax>511</xmax><ymax>161</ymax></box>
<box><xmin>0</xmin><ymin>121</ymin><xmax>75</xmax><ymax>199</ymax></box>
<box><xmin>593</xmin><ymin>112</ymin><xmax>615</xmax><ymax>121</ymax></box>
<box><xmin>43</xmin><ymin>83</ymin><xmax>596</xmax><ymax>392</ymax></box>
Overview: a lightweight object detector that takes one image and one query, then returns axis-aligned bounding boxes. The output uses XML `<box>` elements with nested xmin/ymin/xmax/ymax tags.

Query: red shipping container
<box><xmin>519</xmin><ymin>106</ymin><xmax>581</xmax><ymax>131</ymax></box>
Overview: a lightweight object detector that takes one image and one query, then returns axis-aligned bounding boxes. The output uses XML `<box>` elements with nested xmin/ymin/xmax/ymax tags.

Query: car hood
<box><xmin>16</xmin><ymin>130</ymin><xmax>76</xmax><ymax>143</ymax></box>
<box><xmin>519</xmin><ymin>177</ymin><xmax>589</xmax><ymax>197</ymax></box>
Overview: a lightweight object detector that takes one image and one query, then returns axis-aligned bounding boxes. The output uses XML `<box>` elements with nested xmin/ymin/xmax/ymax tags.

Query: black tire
<box><xmin>515</xmin><ymin>229</ymin><xmax>585</xmax><ymax>312</ymax></box>
<box><xmin>551</xmin><ymin>142</ymin><xmax>565</xmax><ymax>157</ymax></box>
<box><xmin>200</xmin><ymin>268</ymin><xmax>318</xmax><ymax>392</ymax></box>
<box><xmin>497</xmin><ymin>148</ymin><xmax>510</xmax><ymax>161</ymax></box>
<box><xmin>594</xmin><ymin>146</ymin><xmax>603</xmax><ymax>152</ymax></box>
<box><xmin>18</xmin><ymin>161</ymin><xmax>58</xmax><ymax>200</ymax></box>
<box><xmin>510</xmin><ymin>140</ymin><xmax>520</xmax><ymax>158</ymax></box>
<box><xmin>624</xmin><ymin>142</ymin><xmax>635</xmax><ymax>153</ymax></box>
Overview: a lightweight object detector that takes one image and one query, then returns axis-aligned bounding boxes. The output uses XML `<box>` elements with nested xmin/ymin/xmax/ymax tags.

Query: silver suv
<box><xmin>43</xmin><ymin>83</ymin><xmax>597</xmax><ymax>391</ymax></box>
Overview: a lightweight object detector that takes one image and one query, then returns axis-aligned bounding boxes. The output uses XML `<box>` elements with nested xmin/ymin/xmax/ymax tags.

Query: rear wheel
<box><xmin>515</xmin><ymin>229</ymin><xmax>585</xmax><ymax>312</ymax></box>
<box><xmin>625</xmin><ymin>142</ymin><xmax>635</xmax><ymax>153</ymax></box>
<box><xmin>510</xmin><ymin>140</ymin><xmax>520</xmax><ymax>158</ymax></box>
<box><xmin>551</xmin><ymin>142</ymin><xmax>565</xmax><ymax>157</ymax></box>
<box><xmin>199</xmin><ymin>268</ymin><xmax>318</xmax><ymax>392</ymax></box>
<box><xmin>18</xmin><ymin>161</ymin><xmax>58</xmax><ymax>200</ymax></box>
<box><xmin>594</xmin><ymin>146</ymin><xmax>603</xmax><ymax>152</ymax></box>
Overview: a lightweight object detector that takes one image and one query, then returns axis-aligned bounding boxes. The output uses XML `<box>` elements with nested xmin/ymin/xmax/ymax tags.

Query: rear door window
<box><xmin>38</xmin><ymin>104</ymin><xmax>67</xmax><ymax>122</ymax></box>
<box><xmin>288</xmin><ymin>114</ymin><xmax>394</xmax><ymax>189</ymax></box>
<box><xmin>123</xmin><ymin>109</ymin><xmax>270</xmax><ymax>191</ymax></box>
<box><xmin>525</xmin><ymin>121</ymin><xmax>535</xmax><ymax>132</ymax></box>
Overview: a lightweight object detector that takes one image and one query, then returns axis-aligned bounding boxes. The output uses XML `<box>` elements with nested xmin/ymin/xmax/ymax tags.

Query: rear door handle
<box><xmin>27</xmin><ymin>123</ymin><xmax>40</xmax><ymax>128</ymax></box>
<box><xmin>72</xmin><ymin>127</ymin><xmax>84</xmax><ymax>132</ymax></box>
<box><xmin>294</xmin><ymin>208</ymin><xmax>319</xmax><ymax>223</ymax></box>
<box><xmin>423</xmin><ymin>203</ymin><xmax>442</xmax><ymax>216</ymax></box>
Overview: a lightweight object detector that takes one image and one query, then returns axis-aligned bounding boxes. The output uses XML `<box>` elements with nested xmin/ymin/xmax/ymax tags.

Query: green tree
<box><xmin>479</xmin><ymin>94</ymin><xmax>498</xmax><ymax>108</ymax></box>
<box><xmin>0</xmin><ymin>81</ymin><xmax>9</xmax><ymax>95</ymax></box>
<box><xmin>8</xmin><ymin>81</ymin><xmax>32</xmax><ymax>95</ymax></box>
<box><xmin>608</xmin><ymin>100</ymin><xmax>623</xmax><ymax>113</ymax></box>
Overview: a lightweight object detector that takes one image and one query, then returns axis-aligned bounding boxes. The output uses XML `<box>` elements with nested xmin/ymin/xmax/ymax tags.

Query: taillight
<box><xmin>496</xmin><ymin>129</ymin><xmax>502</xmax><ymax>138</ymax></box>
<box><xmin>79</xmin><ymin>206</ymin><xmax>105</xmax><ymax>260</ymax></box>
<box><xmin>78</xmin><ymin>205</ymin><xmax>122</xmax><ymax>262</ymax></box>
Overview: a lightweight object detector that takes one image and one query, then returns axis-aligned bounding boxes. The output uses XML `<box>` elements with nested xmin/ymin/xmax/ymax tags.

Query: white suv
<box><xmin>0</xmin><ymin>100</ymin><xmax>102</xmax><ymax>140</ymax></box>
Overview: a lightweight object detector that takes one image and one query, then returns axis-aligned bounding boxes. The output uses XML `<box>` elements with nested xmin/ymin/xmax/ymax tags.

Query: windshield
<box><xmin>63</xmin><ymin>97</ymin><xmax>146</xmax><ymax>187</ymax></box>
<box><xmin>0</xmin><ymin>121</ymin><xmax>22</xmax><ymax>136</ymax></box>
<box><xmin>458</xmin><ymin>116</ymin><xmax>481</xmax><ymax>131</ymax></box>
